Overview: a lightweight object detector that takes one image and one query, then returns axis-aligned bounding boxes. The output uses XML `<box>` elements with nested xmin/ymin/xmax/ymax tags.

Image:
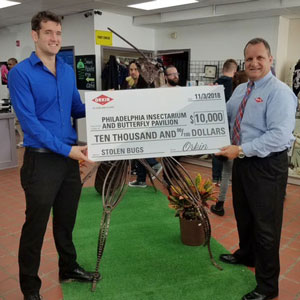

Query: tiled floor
<box><xmin>0</xmin><ymin>149</ymin><xmax>299</xmax><ymax>299</ymax></box>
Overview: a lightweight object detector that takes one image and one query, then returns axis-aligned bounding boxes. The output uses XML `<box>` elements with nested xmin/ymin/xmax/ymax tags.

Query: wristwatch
<box><xmin>238</xmin><ymin>146</ymin><xmax>245</xmax><ymax>159</ymax></box>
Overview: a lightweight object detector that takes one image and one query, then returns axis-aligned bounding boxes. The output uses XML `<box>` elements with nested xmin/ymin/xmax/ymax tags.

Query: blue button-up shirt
<box><xmin>8</xmin><ymin>52</ymin><xmax>85</xmax><ymax>157</ymax></box>
<box><xmin>227</xmin><ymin>71</ymin><xmax>297</xmax><ymax>157</ymax></box>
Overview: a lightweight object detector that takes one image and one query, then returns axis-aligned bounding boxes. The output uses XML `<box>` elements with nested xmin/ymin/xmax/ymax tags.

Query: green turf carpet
<box><xmin>61</xmin><ymin>186</ymin><xmax>256</xmax><ymax>300</ymax></box>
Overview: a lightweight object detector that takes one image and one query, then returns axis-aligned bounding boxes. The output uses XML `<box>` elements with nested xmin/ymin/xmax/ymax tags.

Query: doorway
<box><xmin>157</xmin><ymin>49</ymin><xmax>190</xmax><ymax>86</ymax></box>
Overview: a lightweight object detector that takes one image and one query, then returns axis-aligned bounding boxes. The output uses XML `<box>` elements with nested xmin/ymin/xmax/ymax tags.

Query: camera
<box><xmin>84</xmin><ymin>10</ymin><xmax>102</xmax><ymax>17</ymax></box>
<box><xmin>84</xmin><ymin>11</ymin><xmax>93</xmax><ymax>18</ymax></box>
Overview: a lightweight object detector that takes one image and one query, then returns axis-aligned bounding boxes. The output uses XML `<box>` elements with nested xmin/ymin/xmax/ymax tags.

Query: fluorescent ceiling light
<box><xmin>128</xmin><ymin>0</ymin><xmax>198</xmax><ymax>11</ymax></box>
<box><xmin>0</xmin><ymin>0</ymin><xmax>21</xmax><ymax>9</ymax></box>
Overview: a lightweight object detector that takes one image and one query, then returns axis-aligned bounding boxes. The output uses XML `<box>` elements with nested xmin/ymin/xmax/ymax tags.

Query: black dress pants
<box><xmin>232</xmin><ymin>151</ymin><xmax>288</xmax><ymax>295</ymax></box>
<box><xmin>19</xmin><ymin>149</ymin><xmax>82</xmax><ymax>296</ymax></box>
<box><xmin>212</xmin><ymin>154</ymin><xmax>223</xmax><ymax>182</ymax></box>
<box><xmin>136</xmin><ymin>158</ymin><xmax>158</xmax><ymax>182</ymax></box>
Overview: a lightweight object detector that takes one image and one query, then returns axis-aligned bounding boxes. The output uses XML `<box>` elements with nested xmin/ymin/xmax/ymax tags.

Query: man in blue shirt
<box><xmin>216</xmin><ymin>38</ymin><xmax>297</xmax><ymax>300</ymax></box>
<box><xmin>8</xmin><ymin>11</ymin><xmax>99</xmax><ymax>300</ymax></box>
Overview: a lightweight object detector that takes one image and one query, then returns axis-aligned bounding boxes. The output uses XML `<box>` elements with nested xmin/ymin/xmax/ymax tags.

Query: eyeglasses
<box><xmin>166</xmin><ymin>72</ymin><xmax>180</xmax><ymax>77</ymax></box>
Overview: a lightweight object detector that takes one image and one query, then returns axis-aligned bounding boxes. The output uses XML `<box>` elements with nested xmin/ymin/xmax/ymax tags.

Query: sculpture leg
<box><xmin>92</xmin><ymin>211</ymin><xmax>111</xmax><ymax>291</ymax></box>
<box><xmin>92</xmin><ymin>160</ymin><xmax>131</xmax><ymax>291</ymax></box>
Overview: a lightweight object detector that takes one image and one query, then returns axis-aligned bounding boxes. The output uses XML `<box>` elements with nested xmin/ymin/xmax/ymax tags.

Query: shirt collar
<box><xmin>29</xmin><ymin>52</ymin><xmax>42</xmax><ymax>66</ymax></box>
<box><xmin>29</xmin><ymin>51</ymin><xmax>64</xmax><ymax>68</ymax></box>
<box><xmin>252</xmin><ymin>71</ymin><xmax>273</xmax><ymax>89</ymax></box>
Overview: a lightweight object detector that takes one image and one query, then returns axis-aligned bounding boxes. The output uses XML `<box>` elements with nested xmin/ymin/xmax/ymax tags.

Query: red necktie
<box><xmin>232</xmin><ymin>81</ymin><xmax>254</xmax><ymax>145</ymax></box>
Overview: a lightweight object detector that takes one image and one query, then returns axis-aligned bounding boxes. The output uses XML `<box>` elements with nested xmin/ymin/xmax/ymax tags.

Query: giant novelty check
<box><xmin>85</xmin><ymin>86</ymin><xmax>230</xmax><ymax>161</ymax></box>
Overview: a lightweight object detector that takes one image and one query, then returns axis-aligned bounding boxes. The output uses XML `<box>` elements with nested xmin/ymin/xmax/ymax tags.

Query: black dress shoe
<box><xmin>210</xmin><ymin>203</ymin><xmax>225</xmax><ymax>216</ymax></box>
<box><xmin>219</xmin><ymin>254</ymin><xmax>255</xmax><ymax>267</ymax></box>
<box><xmin>59</xmin><ymin>265</ymin><xmax>101</xmax><ymax>283</ymax></box>
<box><xmin>24</xmin><ymin>294</ymin><xmax>43</xmax><ymax>300</ymax></box>
<box><xmin>220</xmin><ymin>254</ymin><xmax>240</xmax><ymax>264</ymax></box>
<box><xmin>242</xmin><ymin>290</ymin><xmax>278</xmax><ymax>300</ymax></box>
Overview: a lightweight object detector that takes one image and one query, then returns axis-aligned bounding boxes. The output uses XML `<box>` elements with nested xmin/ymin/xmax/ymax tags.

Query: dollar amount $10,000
<box><xmin>190</xmin><ymin>111</ymin><xmax>224</xmax><ymax>125</ymax></box>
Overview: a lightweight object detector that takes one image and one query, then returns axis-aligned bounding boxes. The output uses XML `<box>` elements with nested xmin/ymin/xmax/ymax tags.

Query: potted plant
<box><xmin>167</xmin><ymin>173</ymin><xmax>217</xmax><ymax>246</ymax></box>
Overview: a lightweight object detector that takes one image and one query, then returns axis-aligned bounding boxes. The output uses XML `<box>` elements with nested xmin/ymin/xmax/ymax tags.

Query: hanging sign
<box><xmin>85</xmin><ymin>86</ymin><xmax>230</xmax><ymax>161</ymax></box>
<box><xmin>95</xmin><ymin>30</ymin><xmax>112</xmax><ymax>46</ymax></box>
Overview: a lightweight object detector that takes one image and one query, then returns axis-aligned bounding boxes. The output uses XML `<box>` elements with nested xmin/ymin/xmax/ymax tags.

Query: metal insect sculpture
<box><xmin>80</xmin><ymin>28</ymin><xmax>222</xmax><ymax>292</ymax></box>
<box><xmin>81</xmin><ymin>157</ymin><xmax>221</xmax><ymax>291</ymax></box>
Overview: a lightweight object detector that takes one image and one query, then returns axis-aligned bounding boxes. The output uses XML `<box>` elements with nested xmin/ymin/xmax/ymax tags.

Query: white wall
<box><xmin>0</xmin><ymin>24</ymin><xmax>33</xmax><ymax>97</ymax></box>
<box><xmin>62</xmin><ymin>13</ymin><xmax>95</xmax><ymax>56</ymax></box>
<box><xmin>155</xmin><ymin>17</ymin><xmax>280</xmax><ymax>61</ymax></box>
<box><xmin>94</xmin><ymin>11</ymin><xmax>155</xmax><ymax>50</ymax></box>
<box><xmin>287</xmin><ymin>18</ymin><xmax>300</xmax><ymax>65</ymax></box>
<box><xmin>285</xmin><ymin>18</ymin><xmax>300</xmax><ymax>85</ymax></box>
<box><xmin>276</xmin><ymin>16</ymin><xmax>290</xmax><ymax>81</ymax></box>
<box><xmin>0</xmin><ymin>24</ymin><xmax>33</xmax><ymax>62</ymax></box>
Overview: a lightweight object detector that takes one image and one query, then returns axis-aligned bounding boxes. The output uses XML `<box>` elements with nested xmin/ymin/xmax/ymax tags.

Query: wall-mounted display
<box><xmin>204</xmin><ymin>65</ymin><xmax>217</xmax><ymax>79</ymax></box>
<box><xmin>75</xmin><ymin>55</ymin><xmax>96</xmax><ymax>90</ymax></box>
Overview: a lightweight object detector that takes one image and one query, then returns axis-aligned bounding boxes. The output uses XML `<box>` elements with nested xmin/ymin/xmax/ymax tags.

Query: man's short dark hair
<box><xmin>164</xmin><ymin>65</ymin><xmax>177</xmax><ymax>75</ymax></box>
<box><xmin>223</xmin><ymin>59</ymin><xmax>238</xmax><ymax>72</ymax></box>
<box><xmin>244</xmin><ymin>38</ymin><xmax>271</xmax><ymax>56</ymax></box>
<box><xmin>31</xmin><ymin>11</ymin><xmax>61</xmax><ymax>31</ymax></box>
<box><xmin>8</xmin><ymin>58</ymin><xmax>18</xmax><ymax>64</ymax></box>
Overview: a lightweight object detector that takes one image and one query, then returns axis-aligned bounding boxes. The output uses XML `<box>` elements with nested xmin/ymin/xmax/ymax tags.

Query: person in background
<box><xmin>125</xmin><ymin>61</ymin><xmax>162</xmax><ymax>188</ymax></box>
<box><xmin>122</xmin><ymin>61</ymin><xmax>148</xmax><ymax>175</ymax></box>
<box><xmin>7</xmin><ymin>58</ymin><xmax>24</xmax><ymax>148</ymax></box>
<box><xmin>232</xmin><ymin>70</ymin><xmax>248</xmax><ymax>91</ymax></box>
<box><xmin>1</xmin><ymin>63</ymin><xmax>8</xmax><ymax>84</ymax></box>
<box><xmin>1</xmin><ymin>58</ymin><xmax>18</xmax><ymax>85</ymax></box>
<box><xmin>162</xmin><ymin>65</ymin><xmax>180</xmax><ymax>87</ymax></box>
<box><xmin>8</xmin><ymin>11</ymin><xmax>99</xmax><ymax>300</ymax></box>
<box><xmin>211</xmin><ymin>70</ymin><xmax>248</xmax><ymax>216</ymax></box>
<box><xmin>7</xmin><ymin>57</ymin><xmax>18</xmax><ymax>70</ymax></box>
<box><xmin>292</xmin><ymin>59</ymin><xmax>300</xmax><ymax>97</ymax></box>
<box><xmin>122</xmin><ymin>60</ymin><xmax>149</xmax><ymax>89</ymax></box>
<box><xmin>212</xmin><ymin>59</ymin><xmax>238</xmax><ymax>186</ymax></box>
<box><xmin>290</xmin><ymin>132</ymin><xmax>300</xmax><ymax>175</ymax></box>
<box><xmin>215</xmin><ymin>59</ymin><xmax>238</xmax><ymax>100</ymax></box>
<box><xmin>216</xmin><ymin>38</ymin><xmax>297</xmax><ymax>300</ymax></box>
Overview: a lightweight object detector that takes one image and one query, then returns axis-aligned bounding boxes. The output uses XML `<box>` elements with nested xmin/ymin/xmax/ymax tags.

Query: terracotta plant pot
<box><xmin>179</xmin><ymin>218</ymin><xmax>205</xmax><ymax>246</ymax></box>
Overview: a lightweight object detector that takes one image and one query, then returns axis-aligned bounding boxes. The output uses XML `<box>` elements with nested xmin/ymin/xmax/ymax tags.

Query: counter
<box><xmin>0</xmin><ymin>112</ymin><xmax>17</xmax><ymax>170</ymax></box>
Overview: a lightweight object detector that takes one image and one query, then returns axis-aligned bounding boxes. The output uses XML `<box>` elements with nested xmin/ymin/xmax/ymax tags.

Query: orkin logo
<box><xmin>92</xmin><ymin>94</ymin><xmax>113</xmax><ymax>106</ymax></box>
<box><xmin>255</xmin><ymin>97</ymin><xmax>263</xmax><ymax>103</ymax></box>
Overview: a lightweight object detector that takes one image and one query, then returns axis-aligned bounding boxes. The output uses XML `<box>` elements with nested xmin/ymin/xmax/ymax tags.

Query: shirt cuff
<box><xmin>240</xmin><ymin>142</ymin><xmax>251</xmax><ymax>157</ymax></box>
<box><xmin>61</xmin><ymin>144</ymin><xmax>72</xmax><ymax>157</ymax></box>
